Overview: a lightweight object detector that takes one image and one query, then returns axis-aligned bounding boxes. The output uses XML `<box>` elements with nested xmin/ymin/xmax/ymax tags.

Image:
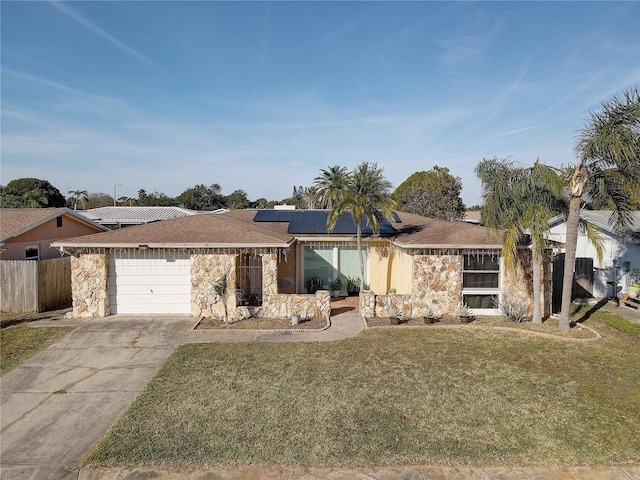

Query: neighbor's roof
<box><xmin>548</xmin><ymin>210</ymin><xmax>640</xmax><ymax>243</ymax></box>
<box><xmin>51</xmin><ymin>210</ymin><xmax>294</xmax><ymax>249</ymax></box>
<box><xmin>77</xmin><ymin>206</ymin><xmax>200</xmax><ymax>226</ymax></box>
<box><xmin>52</xmin><ymin>209</ymin><xmax>505</xmax><ymax>250</ymax></box>
<box><xmin>580</xmin><ymin>210</ymin><xmax>640</xmax><ymax>234</ymax></box>
<box><xmin>391</xmin><ymin>211</ymin><xmax>505</xmax><ymax>248</ymax></box>
<box><xmin>0</xmin><ymin>208</ymin><xmax>108</xmax><ymax>243</ymax></box>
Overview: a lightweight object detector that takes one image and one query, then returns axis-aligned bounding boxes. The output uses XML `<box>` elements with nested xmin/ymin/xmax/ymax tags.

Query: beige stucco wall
<box><xmin>367</xmin><ymin>243</ymin><xmax>391</xmax><ymax>294</ymax></box>
<box><xmin>388</xmin><ymin>247</ymin><xmax>414</xmax><ymax>295</ymax></box>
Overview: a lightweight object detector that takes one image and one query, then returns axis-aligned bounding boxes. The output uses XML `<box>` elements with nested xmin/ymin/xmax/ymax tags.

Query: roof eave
<box><xmin>50</xmin><ymin>241</ymin><xmax>294</xmax><ymax>249</ymax></box>
<box><xmin>391</xmin><ymin>241</ymin><xmax>504</xmax><ymax>250</ymax></box>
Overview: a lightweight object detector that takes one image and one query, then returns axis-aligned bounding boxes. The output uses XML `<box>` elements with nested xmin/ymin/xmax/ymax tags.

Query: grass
<box><xmin>86</xmin><ymin>311</ymin><xmax>640</xmax><ymax>469</ymax></box>
<box><xmin>588</xmin><ymin>309</ymin><xmax>640</xmax><ymax>339</ymax></box>
<box><xmin>1</xmin><ymin>323</ymin><xmax>74</xmax><ymax>375</ymax></box>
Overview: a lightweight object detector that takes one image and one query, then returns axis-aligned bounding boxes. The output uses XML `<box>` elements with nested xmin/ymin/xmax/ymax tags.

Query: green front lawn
<box><xmin>86</xmin><ymin>314</ymin><xmax>640</xmax><ymax>469</ymax></box>
<box><xmin>1</xmin><ymin>323</ymin><xmax>74</xmax><ymax>375</ymax></box>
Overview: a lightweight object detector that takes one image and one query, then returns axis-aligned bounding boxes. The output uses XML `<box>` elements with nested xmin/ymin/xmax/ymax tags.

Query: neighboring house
<box><xmin>462</xmin><ymin>211</ymin><xmax>482</xmax><ymax>225</ymax></box>
<box><xmin>0</xmin><ymin>208</ymin><xmax>108</xmax><ymax>261</ymax></box>
<box><xmin>52</xmin><ymin>209</ymin><xmax>548</xmax><ymax>320</ymax></box>
<box><xmin>76</xmin><ymin>206</ymin><xmax>211</xmax><ymax>229</ymax></box>
<box><xmin>547</xmin><ymin>210</ymin><xmax>640</xmax><ymax>298</ymax></box>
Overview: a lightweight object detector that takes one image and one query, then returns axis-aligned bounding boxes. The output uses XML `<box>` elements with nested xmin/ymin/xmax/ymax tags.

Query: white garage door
<box><xmin>109</xmin><ymin>251</ymin><xmax>191</xmax><ymax>314</ymax></box>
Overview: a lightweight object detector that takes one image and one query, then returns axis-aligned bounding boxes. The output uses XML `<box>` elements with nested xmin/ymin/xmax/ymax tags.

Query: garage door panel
<box><xmin>108</xmin><ymin>251</ymin><xmax>191</xmax><ymax>315</ymax></box>
<box><xmin>109</xmin><ymin>275</ymin><xmax>191</xmax><ymax>287</ymax></box>
<box><xmin>109</xmin><ymin>284</ymin><xmax>191</xmax><ymax>296</ymax></box>
<box><xmin>108</xmin><ymin>303</ymin><xmax>191</xmax><ymax>315</ymax></box>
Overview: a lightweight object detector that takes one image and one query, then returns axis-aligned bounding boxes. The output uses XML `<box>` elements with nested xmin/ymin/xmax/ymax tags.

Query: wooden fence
<box><xmin>0</xmin><ymin>257</ymin><xmax>71</xmax><ymax>313</ymax></box>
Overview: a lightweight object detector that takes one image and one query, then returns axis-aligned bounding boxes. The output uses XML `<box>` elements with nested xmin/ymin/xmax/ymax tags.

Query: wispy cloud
<box><xmin>50</xmin><ymin>1</ymin><xmax>156</xmax><ymax>68</ymax></box>
<box><xmin>324</xmin><ymin>7</ymin><xmax>379</xmax><ymax>45</ymax></box>
<box><xmin>437</xmin><ymin>17</ymin><xmax>503</xmax><ymax>65</ymax></box>
<box><xmin>495</xmin><ymin>126</ymin><xmax>536</xmax><ymax>137</ymax></box>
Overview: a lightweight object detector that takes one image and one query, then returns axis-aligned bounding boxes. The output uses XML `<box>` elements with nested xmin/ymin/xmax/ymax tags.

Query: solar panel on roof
<box><xmin>287</xmin><ymin>221</ymin><xmax>310</xmax><ymax>234</ymax></box>
<box><xmin>253</xmin><ymin>210</ymin><xmax>279</xmax><ymax>222</ymax></box>
<box><xmin>312</xmin><ymin>222</ymin><xmax>327</xmax><ymax>234</ymax></box>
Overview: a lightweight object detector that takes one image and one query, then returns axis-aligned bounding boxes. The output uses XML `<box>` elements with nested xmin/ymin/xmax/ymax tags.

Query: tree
<box><xmin>85</xmin><ymin>192</ymin><xmax>115</xmax><ymax>209</ymax></box>
<box><xmin>175</xmin><ymin>184</ymin><xmax>226</xmax><ymax>210</ymax></box>
<box><xmin>559</xmin><ymin>88</ymin><xmax>640</xmax><ymax>330</ymax></box>
<box><xmin>476</xmin><ymin>158</ymin><xmax>567</xmax><ymax>324</ymax></box>
<box><xmin>326</xmin><ymin>163</ymin><xmax>396</xmax><ymax>290</ymax></box>
<box><xmin>313</xmin><ymin>165</ymin><xmax>350</xmax><ymax>209</ymax></box>
<box><xmin>2</xmin><ymin>178</ymin><xmax>66</xmax><ymax>208</ymax></box>
<box><xmin>68</xmin><ymin>190</ymin><xmax>89</xmax><ymax>210</ymax></box>
<box><xmin>252</xmin><ymin>198</ymin><xmax>269</xmax><ymax>209</ymax></box>
<box><xmin>394</xmin><ymin>166</ymin><xmax>465</xmax><ymax>221</ymax></box>
<box><xmin>226</xmin><ymin>189</ymin><xmax>250</xmax><ymax>210</ymax></box>
<box><xmin>137</xmin><ymin>189</ymin><xmax>176</xmax><ymax>207</ymax></box>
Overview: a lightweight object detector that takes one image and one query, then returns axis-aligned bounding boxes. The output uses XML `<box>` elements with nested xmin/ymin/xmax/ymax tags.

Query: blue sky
<box><xmin>2</xmin><ymin>1</ymin><xmax>638</xmax><ymax>206</ymax></box>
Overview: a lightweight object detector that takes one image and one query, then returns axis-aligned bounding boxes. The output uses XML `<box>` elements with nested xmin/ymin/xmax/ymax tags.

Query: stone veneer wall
<box><xmin>71</xmin><ymin>253</ymin><xmax>109</xmax><ymax>318</ymax></box>
<box><xmin>261</xmin><ymin>253</ymin><xmax>330</xmax><ymax>321</ymax></box>
<box><xmin>261</xmin><ymin>291</ymin><xmax>331</xmax><ymax>321</ymax></box>
<box><xmin>502</xmin><ymin>248</ymin><xmax>552</xmax><ymax>318</ymax></box>
<box><xmin>191</xmin><ymin>253</ymin><xmax>237</xmax><ymax>320</ymax></box>
<box><xmin>359</xmin><ymin>252</ymin><xmax>463</xmax><ymax>320</ymax></box>
<box><xmin>412</xmin><ymin>252</ymin><xmax>462</xmax><ymax>317</ymax></box>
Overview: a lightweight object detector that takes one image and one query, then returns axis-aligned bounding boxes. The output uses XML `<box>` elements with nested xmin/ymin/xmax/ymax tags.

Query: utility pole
<box><xmin>113</xmin><ymin>183</ymin><xmax>121</xmax><ymax>206</ymax></box>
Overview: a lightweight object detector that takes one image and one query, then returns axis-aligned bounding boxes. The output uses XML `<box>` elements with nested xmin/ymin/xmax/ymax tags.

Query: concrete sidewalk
<box><xmin>75</xmin><ymin>464</ymin><xmax>640</xmax><ymax>479</ymax></box>
<box><xmin>0</xmin><ymin>316</ymin><xmax>195</xmax><ymax>480</ymax></box>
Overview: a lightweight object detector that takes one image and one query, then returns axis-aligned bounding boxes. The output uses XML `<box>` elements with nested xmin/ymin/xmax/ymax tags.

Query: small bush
<box><xmin>346</xmin><ymin>276</ymin><xmax>361</xmax><ymax>295</ymax></box>
<box><xmin>496</xmin><ymin>295</ymin><xmax>531</xmax><ymax>323</ymax></box>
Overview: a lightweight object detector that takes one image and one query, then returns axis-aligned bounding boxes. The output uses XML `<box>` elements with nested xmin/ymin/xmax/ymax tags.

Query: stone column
<box><xmin>262</xmin><ymin>253</ymin><xmax>278</xmax><ymax>297</ymax></box>
<box><xmin>315</xmin><ymin>290</ymin><xmax>331</xmax><ymax>321</ymax></box>
<box><xmin>191</xmin><ymin>253</ymin><xmax>236</xmax><ymax>320</ymax></box>
<box><xmin>360</xmin><ymin>290</ymin><xmax>375</xmax><ymax>319</ymax></box>
<box><xmin>71</xmin><ymin>253</ymin><xmax>109</xmax><ymax>318</ymax></box>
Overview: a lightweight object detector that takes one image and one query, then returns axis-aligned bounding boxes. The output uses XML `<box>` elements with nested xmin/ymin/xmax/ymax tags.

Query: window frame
<box><xmin>25</xmin><ymin>245</ymin><xmax>40</xmax><ymax>261</ymax></box>
<box><xmin>461</xmin><ymin>252</ymin><xmax>502</xmax><ymax>315</ymax></box>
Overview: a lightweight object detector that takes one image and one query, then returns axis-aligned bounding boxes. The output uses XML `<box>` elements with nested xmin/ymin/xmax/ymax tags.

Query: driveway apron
<box><xmin>0</xmin><ymin>316</ymin><xmax>195</xmax><ymax>480</ymax></box>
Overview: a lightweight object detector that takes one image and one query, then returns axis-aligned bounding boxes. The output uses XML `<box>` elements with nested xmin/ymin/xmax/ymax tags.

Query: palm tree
<box><xmin>559</xmin><ymin>87</ymin><xmax>640</xmax><ymax>330</ymax></box>
<box><xmin>476</xmin><ymin>158</ymin><xmax>567</xmax><ymax>323</ymax></box>
<box><xmin>68</xmin><ymin>190</ymin><xmax>89</xmax><ymax>210</ymax></box>
<box><xmin>326</xmin><ymin>163</ymin><xmax>396</xmax><ymax>291</ymax></box>
<box><xmin>23</xmin><ymin>189</ymin><xmax>47</xmax><ymax>208</ymax></box>
<box><xmin>313</xmin><ymin>165</ymin><xmax>350</xmax><ymax>209</ymax></box>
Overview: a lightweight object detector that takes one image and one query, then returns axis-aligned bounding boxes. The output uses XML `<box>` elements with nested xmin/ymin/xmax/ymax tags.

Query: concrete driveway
<box><xmin>0</xmin><ymin>316</ymin><xmax>195</xmax><ymax>480</ymax></box>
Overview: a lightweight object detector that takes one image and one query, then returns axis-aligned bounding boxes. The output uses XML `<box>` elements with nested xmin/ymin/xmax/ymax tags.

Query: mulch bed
<box><xmin>195</xmin><ymin>316</ymin><xmax>328</xmax><ymax>330</ymax></box>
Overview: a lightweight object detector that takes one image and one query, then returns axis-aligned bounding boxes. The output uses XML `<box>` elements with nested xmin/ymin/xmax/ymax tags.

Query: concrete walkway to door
<box><xmin>0</xmin><ymin>316</ymin><xmax>195</xmax><ymax>480</ymax></box>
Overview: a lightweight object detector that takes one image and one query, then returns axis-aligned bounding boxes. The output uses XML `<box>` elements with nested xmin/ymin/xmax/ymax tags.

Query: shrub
<box><xmin>496</xmin><ymin>295</ymin><xmax>531</xmax><ymax>323</ymax></box>
<box><xmin>346</xmin><ymin>276</ymin><xmax>361</xmax><ymax>295</ymax></box>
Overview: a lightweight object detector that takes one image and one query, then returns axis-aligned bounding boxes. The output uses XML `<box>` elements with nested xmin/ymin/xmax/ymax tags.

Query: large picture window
<box><xmin>303</xmin><ymin>245</ymin><xmax>368</xmax><ymax>292</ymax></box>
<box><xmin>462</xmin><ymin>252</ymin><xmax>500</xmax><ymax>312</ymax></box>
